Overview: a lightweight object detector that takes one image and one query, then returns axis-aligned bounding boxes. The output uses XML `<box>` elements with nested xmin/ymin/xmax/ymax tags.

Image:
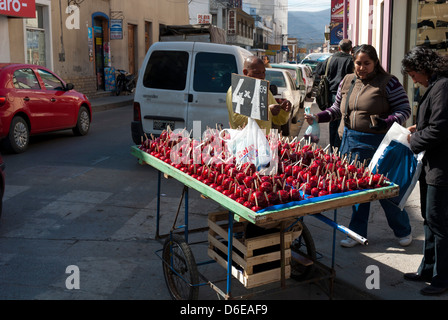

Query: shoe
<box><xmin>420</xmin><ymin>284</ymin><xmax>448</xmax><ymax>296</ymax></box>
<box><xmin>398</xmin><ymin>234</ymin><xmax>412</xmax><ymax>246</ymax></box>
<box><xmin>436</xmin><ymin>20</ymin><xmax>448</xmax><ymax>28</ymax></box>
<box><xmin>404</xmin><ymin>272</ymin><xmax>432</xmax><ymax>282</ymax></box>
<box><xmin>418</xmin><ymin>19</ymin><xmax>435</xmax><ymax>29</ymax></box>
<box><xmin>340</xmin><ymin>237</ymin><xmax>359</xmax><ymax>248</ymax></box>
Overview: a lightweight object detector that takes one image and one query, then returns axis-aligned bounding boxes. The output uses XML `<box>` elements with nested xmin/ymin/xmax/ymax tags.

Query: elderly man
<box><xmin>226</xmin><ymin>56</ymin><xmax>291</xmax><ymax>133</ymax></box>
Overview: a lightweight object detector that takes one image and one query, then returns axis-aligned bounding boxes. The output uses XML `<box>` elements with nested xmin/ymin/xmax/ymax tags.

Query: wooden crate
<box><xmin>207</xmin><ymin>211</ymin><xmax>302</xmax><ymax>289</ymax></box>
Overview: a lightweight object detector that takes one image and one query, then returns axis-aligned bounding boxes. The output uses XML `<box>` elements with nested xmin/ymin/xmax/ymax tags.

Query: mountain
<box><xmin>288</xmin><ymin>9</ymin><xmax>331</xmax><ymax>48</ymax></box>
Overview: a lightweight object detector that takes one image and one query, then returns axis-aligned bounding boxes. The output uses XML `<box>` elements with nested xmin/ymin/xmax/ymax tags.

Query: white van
<box><xmin>131</xmin><ymin>41</ymin><xmax>253</xmax><ymax>144</ymax></box>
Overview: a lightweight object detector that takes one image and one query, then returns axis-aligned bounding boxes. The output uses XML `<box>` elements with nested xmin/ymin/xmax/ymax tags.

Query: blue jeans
<box><xmin>340</xmin><ymin>127</ymin><xmax>412</xmax><ymax>238</ymax></box>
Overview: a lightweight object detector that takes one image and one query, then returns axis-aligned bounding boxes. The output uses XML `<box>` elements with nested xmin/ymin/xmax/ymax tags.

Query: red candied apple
<box><xmin>235</xmin><ymin>172</ymin><xmax>246</xmax><ymax>184</ymax></box>
<box><xmin>277</xmin><ymin>190</ymin><xmax>290</xmax><ymax>203</ymax></box>
<box><xmin>289</xmin><ymin>189</ymin><xmax>302</xmax><ymax>201</ymax></box>
<box><xmin>260</xmin><ymin>181</ymin><xmax>273</xmax><ymax>193</ymax></box>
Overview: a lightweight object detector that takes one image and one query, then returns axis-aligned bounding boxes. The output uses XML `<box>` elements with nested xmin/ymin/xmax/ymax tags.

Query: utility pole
<box><xmin>343</xmin><ymin>0</ymin><xmax>348</xmax><ymax>39</ymax></box>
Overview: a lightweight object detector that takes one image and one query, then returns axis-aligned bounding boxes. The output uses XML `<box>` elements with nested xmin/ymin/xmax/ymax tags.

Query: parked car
<box><xmin>272</xmin><ymin>63</ymin><xmax>314</xmax><ymax>98</ymax></box>
<box><xmin>270</xmin><ymin>63</ymin><xmax>306</xmax><ymax>100</ymax></box>
<box><xmin>132</xmin><ymin>41</ymin><xmax>253</xmax><ymax>144</ymax></box>
<box><xmin>265</xmin><ymin>68</ymin><xmax>304</xmax><ymax>136</ymax></box>
<box><xmin>0</xmin><ymin>63</ymin><xmax>92</xmax><ymax>153</ymax></box>
<box><xmin>301</xmin><ymin>53</ymin><xmax>332</xmax><ymax>72</ymax></box>
<box><xmin>0</xmin><ymin>152</ymin><xmax>4</xmax><ymax>219</ymax></box>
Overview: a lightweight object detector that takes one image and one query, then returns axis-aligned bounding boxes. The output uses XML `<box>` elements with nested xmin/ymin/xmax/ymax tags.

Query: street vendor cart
<box><xmin>131</xmin><ymin>143</ymin><xmax>399</xmax><ymax>300</ymax></box>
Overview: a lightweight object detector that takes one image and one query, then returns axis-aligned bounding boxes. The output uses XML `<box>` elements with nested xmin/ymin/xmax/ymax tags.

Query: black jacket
<box><xmin>410</xmin><ymin>76</ymin><xmax>448</xmax><ymax>186</ymax></box>
<box><xmin>316</xmin><ymin>52</ymin><xmax>354</xmax><ymax>93</ymax></box>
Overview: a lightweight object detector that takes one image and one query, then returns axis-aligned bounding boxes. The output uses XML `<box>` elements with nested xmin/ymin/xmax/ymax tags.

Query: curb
<box><xmin>90</xmin><ymin>95</ymin><xmax>134</xmax><ymax>113</ymax></box>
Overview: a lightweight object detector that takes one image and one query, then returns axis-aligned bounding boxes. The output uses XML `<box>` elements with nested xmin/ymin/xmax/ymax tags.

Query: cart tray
<box><xmin>131</xmin><ymin>146</ymin><xmax>399</xmax><ymax>226</ymax></box>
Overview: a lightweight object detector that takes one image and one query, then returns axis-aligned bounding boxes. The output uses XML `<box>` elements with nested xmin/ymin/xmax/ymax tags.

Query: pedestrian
<box><xmin>226</xmin><ymin>56</ymin><xmax>291</xmax><ymax>133</ymax></box>
<box><xmin>401</xmin><ymin>46</ymin><xmax>448</xmax><ymax>296</ymax></box>
<box><xmin>304</xmin><ymin>44</ymin><xmax>412</xmax><ymax>248</ymax></box>
<box><xmin>262</xmin><ymin>55</ymin><xmax>272</xmax><ymax>68</ymax></box>
<box><xmin>351</xmin><ymin>45</ymin><xmax>361</xmax><ymax>58</ymax></box>
<box><xmin>316</xmin><ymin>39</ymin><xmax>355</xmax><ymax>149</ymax></box>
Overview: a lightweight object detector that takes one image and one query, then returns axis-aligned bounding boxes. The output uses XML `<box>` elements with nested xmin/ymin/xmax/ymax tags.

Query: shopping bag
<box><xmin>369</xmin><ymin>122</ymin><xmax>425</xmax><ymax>210</ymax></box>
<box><xmin>220</xmin><ymin>118</ymin><xmax>272</xmax><ymax>171</ymax></box>
<box><xmin>304</xmin><ymin>106</ymin><xmax>320</xmax><ymax>143</ymax></box>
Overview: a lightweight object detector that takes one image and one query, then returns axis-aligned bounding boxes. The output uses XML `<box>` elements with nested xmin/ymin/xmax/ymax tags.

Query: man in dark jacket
<box><xmin>315</xmin><ymin>39</ymin><xmax>354</xmax><ymax>149</ymax></box>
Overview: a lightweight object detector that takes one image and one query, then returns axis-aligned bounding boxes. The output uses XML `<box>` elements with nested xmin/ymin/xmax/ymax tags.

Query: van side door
<box><xmin>187</xmin><ymin>45</ymin><xmax>240</xmax><ymax>136</ymax></box>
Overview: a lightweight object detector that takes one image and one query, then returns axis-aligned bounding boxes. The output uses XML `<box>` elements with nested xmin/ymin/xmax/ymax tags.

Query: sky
<box><xmin>288</xmin><ymin>0</ymin><xmax>331</xmax><ymax>12</ymax></box>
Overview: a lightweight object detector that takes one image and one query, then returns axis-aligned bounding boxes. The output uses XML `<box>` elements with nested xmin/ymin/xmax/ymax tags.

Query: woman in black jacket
<box><xmin>402</xmin><ymin>46</ymin><xmax>448</xmax><ymax>296</ymax></box>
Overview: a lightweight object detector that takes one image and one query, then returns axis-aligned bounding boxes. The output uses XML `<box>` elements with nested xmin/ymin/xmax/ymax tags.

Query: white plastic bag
<box><xmin>220</xmin><ymin>118</ymin><xmax>271</xmax><ymax>170</ymax></box>
<box><xmin>369</xmin><ymin>122</ymin><xmax>425</xmax><ymax>210</ymax></box>
<box><xmin>304</xmin><ymin>106</ymin><xmax>320</xmax><ymax>143</ymax></box>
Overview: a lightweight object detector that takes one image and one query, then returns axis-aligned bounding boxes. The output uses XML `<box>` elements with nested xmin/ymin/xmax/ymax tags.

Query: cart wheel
<box><xmin>290</xmin><ymin>222</ymin><xmax>316</xmax><ymax>281</ymax></box>
<box><xmin>162</xmin><ymin>234</ymin><xmax>199</xmax><ymax>300</ymax></box>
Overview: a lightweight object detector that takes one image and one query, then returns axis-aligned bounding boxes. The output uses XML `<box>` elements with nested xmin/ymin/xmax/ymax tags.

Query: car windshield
<box><xmin>265</xmin><ymin>71</ymin><xmax>286</xmax><ymax>88</ymax></box>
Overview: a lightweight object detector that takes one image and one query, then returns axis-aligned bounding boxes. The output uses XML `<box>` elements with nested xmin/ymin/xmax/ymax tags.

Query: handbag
<box><xmin>315</xmin><ymin>56</ymin><xmax>333</xmax><ymax>111</ymax></box>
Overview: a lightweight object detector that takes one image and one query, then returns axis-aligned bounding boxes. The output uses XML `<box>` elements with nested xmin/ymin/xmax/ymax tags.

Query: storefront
<box><xmin>414</xmin><ymin>0</ymin><xmax>448</xmax><ymax>57</ymax></box>
<box><xmin>404</xmin><ymin>0</ymin><xmax>448</xmax><ymax>123</ymax></box>
<box><xmin>0</xmin><ymin>0</ymin><xmax>37</xmax><ymax>63</ymax></box>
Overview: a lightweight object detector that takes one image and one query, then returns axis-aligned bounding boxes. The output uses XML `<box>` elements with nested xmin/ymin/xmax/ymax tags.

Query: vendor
<box><xmin>226</xmin><ymin>56</ymin><xmax>291</xmax><ymax>133</ymax></box>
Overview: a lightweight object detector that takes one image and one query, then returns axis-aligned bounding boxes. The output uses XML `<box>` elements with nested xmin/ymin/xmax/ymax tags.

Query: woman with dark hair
<box><xmin>401</xmin><ymin>46</ymin><xmax>448</xmax><ymax>296</ymax></box>
<box><xmin>305</xmin><ymin>44</ymin><xmax>412</xmax><ymax>248</ymax></box>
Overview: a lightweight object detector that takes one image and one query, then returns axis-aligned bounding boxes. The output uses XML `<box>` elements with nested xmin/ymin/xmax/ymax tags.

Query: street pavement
<box><xmin>88</xmin><ymin>94</ymin><xmax>446</xmax><ymax>300</ymax></box>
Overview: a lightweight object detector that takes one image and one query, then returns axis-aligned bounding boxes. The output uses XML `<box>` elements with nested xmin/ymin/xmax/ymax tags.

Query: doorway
<box><xmin>93</xmin><ymin>13</ymin><xmax>109</xmax><ymax>90</ymax></box>
<box><xmin>128</xmin><ymin>24</ymin><xmax>137</xmax><ymax>75</ymax></box>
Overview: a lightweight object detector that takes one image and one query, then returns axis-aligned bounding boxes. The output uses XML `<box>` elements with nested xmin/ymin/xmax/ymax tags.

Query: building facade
<box><xmin>1</xmin><ymin>0</ymin><xmax>189</xmax><ymax>98</ymax></box>
<box><xmin>348</xmin><ymin>0</ymin><xmax>448</xmax><ymax>126</ymax></box>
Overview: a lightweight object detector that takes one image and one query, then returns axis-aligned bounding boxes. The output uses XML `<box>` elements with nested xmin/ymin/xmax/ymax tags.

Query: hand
<box><xmin>369</xmin><ymin>117</ymin><xmax>387</xmax><ymax>131</ymax></box>
<box><xmin>304</xmin><ymin>113</ymin><xmax>318</xmax><ymax>125</ymax></box>
<box><xmin>269</xmin><ymin>104</ymin><xmax>281</xmax><ymax>116</ymax></box>
<box><xmin>280</xmin><ymin>100</ymin><xmax>292</xmax><ymax>112</ymax></box>
<box><xmin>407</xmin><ymin>124</ymin><xmax>417</xmax><ymax>133</ymax></box>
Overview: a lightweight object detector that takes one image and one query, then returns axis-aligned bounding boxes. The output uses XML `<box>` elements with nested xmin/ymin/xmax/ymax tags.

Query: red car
<box><xmin>0</xmin><ymin>63</ymin><xmax>92</xmax><ymax>153</ymax></box>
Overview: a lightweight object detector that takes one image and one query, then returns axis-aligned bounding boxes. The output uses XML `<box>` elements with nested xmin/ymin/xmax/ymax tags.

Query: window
<box><xmin>37</xmin><ymin>69</ymin><xmax>64</xmax><ymax>90</ymax></box>
<box><xmin>25</xmin><ymin>5</ymin><xmax>46</xmax><ymax>67</ymax></box>
<box><xmin>193</xmin><ymin>52</ymin><xmax>238</xmax><ymax>93</ymax></box>
<box><xmin>266</xmin><ymin>71</ymin><xmax>286</xmax><ymax>88</ymax></box>
<box><xmin>143</xmin><ymin>51</ymin><xmax>189</xmax><ymax>90</ymax></box>
<box><xmin>13</xmin><ymin>69</ymin><xmax>41</xmax><ymax>90</ymax></box>
<box><xmin>286</xmin><ymin>72</ymin><xmax>297</xmax><ymax>91</ymax></box>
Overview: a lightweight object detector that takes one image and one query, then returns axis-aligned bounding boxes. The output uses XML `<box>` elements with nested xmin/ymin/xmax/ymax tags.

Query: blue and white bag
<box><xmin>369</xmin><ymin>122</ymin><xmax>424</xmax><ymax>210</ymax></box>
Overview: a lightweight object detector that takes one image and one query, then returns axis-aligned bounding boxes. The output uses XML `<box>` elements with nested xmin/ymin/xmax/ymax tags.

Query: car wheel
<box><xmin>73</xmin><ymin>106</ymin><xmax>90</xmax><ymax>136</ymax></box>
<box><xmin>5</xmin><ymin>116</ymin><xmax>29</xmax><ymax>153</ymax></box>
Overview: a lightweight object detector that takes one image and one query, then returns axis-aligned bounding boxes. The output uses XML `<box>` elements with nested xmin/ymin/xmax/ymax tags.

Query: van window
<box><xmin>143</xmin><ymin>50</ymin><xmax>189</xmax><ymax>90</ymax></box>
<box><xmin>193</xmin><ymin>52</ymin><xmax>238</xmax><ymax>93</ymax></box>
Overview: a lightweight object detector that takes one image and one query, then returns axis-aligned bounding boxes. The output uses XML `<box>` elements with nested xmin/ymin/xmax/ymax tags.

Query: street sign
<box><xmin>0</xmin><ymin>0</ymin><xmax>35</xmax><ymax>18</ymax></box>
<box><xmin>231</xmin><ymin>73</ymin><xmax>269</xmax><ymax>121</ymax></box>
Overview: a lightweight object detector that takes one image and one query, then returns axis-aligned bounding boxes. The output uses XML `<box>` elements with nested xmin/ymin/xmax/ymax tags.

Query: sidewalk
<box><xmin>300</xmin><ymin>101</ymin><xmax>446</xmax><ymax>300</ymax></box>
<box><xmin>89</xmin><ymin>93</ymin><xmax>134</xmax><ymax>112</ymax></box>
